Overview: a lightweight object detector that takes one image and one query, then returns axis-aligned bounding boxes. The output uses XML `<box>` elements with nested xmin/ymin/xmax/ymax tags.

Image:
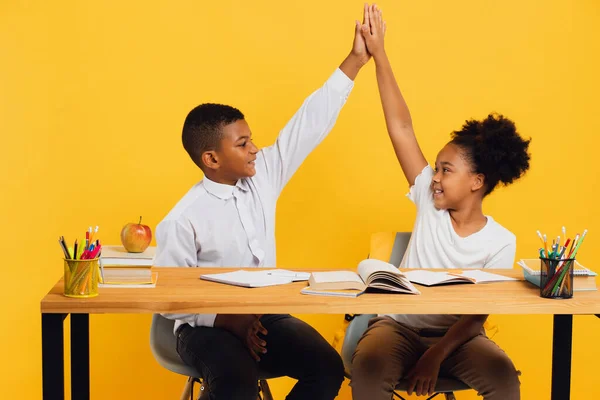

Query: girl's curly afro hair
<box><xmin>450</xmin><ymin>113</ymin><xmax>531</xmax><ymax>196</ymax></box>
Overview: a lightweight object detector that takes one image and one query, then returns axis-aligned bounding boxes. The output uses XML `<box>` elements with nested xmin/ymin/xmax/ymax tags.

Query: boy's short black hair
<box><xmin>450</xmin><ymin>113</ymin><xmax>531</xmax><ymax>196</ymax></box>
<box><xmin>181</xmin><ymin>103</ymin><xmax>244</xmax><ymax>169</ymax></box>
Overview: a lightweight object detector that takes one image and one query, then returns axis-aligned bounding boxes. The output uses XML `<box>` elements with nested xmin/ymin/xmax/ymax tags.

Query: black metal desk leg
<box><xmin>42</xmin><ymin>313</ymin><xmax>67</xmax><ymax>400</ymax></box>
<box><xmin>551</xmin><ymin>314</ymin><xmax>573</xmax><ymax>400</ymax></box>
<box><xmin>71</xmin><ymin>314</ymin><xmax>90</xmax><ymax>400</ymax></box>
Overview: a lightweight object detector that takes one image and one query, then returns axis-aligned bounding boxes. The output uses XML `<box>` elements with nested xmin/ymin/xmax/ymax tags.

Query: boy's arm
<box><xmin>260</xmin><ymin>11</ymin><xmax>370</xmax><ymax>195</ymax></box>
<box><xmin>155</xmin><ymin>222</ymin><xmax>269</xmax><ymax>358</ymax></box>
<box><xmin>154</xmin><ymin>219</ymin><xmax>197</xmax><ymax>267</ymax></box>
<box><xmin>406</xmin><ymin>315</ymin><xmax>488</xmax><ymax>396</ymax></box>
<box><xmin>362</xmin><ymin>5</ymin><xmax>427</xmax><ymax>186</ymax></box>
<box><xmin>154</xmin><ymin>218</ymin><xmax>218</xmax><ymax>327</ymax></box>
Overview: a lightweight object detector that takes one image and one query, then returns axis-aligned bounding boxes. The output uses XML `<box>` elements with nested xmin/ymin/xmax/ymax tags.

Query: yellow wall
<box><xmin>2</xmin><ymin>0</ymin><xmax>599</xmax><ymax>398</ymax></box>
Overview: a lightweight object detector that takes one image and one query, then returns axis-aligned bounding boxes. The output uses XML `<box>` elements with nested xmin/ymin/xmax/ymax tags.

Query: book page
<box><xmin>357</xmin><ymin>259</ymin><xmax>420</xmax><ymax>294</ymax></box>
<box><xmin>308</xmin><ymin>271</ymin><xmax>365</xmax><ymax>291</ymax></box>
<box><xmin>310</xmin><ymin>271</ymin><xmax>363</xmax><ymax>284</ymax></box>
<box><xmin>459</xmin><ymin>270</ymin><xmax>517</xmax><ymax>283</ymax></box>
<box><xmin>357</xmin><ymin>259</ymin><xmax>401</xmax><ymax>281</ymax></box>
<box><xmin>101</xmin><ymin>245</ymin><xmax>156</xmax><ymax>259</ymax></box>
<box><xmin>99</xmin><ymin>272</ymin><xmax>158</xmax><ymax>288</ymax></box>
<box><xmin>404</xmin><ymin>270</ymin><xmax>473</xmax><ymax>286</ymax></box>
<box><xmin>300</xmin><ymin>287</ymin><xmax>364</xmax><ymax>298</ymax></box>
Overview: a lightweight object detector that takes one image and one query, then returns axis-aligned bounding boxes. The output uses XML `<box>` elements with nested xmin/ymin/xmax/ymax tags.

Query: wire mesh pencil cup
<box><xmin>539</xmin><ymin>257</ymin><xmax>574</xmax><ymax>299</ymax></box>
<box><xmin>63</xmin><ymin>258</ymin><xmax>99</xmax><ymax>298</ymax></box>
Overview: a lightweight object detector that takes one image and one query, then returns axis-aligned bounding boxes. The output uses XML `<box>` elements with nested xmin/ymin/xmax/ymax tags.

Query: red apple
<box><xmin>121</xmin><ymin>216</ymin><xmax>152</xmax><ymax>253</ymax></box>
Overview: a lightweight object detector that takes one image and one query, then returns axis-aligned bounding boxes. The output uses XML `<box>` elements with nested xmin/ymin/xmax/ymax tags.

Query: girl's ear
<box><xmin>472</xmin><ymin>173</ymin><xmax>485</xmax><ymax>192</ymax></box>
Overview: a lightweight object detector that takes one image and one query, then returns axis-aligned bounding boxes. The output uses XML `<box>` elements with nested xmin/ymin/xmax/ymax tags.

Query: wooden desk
<box><xmin>40</xmin><ymin>268</ymin><xmax>600</xmax><ymax>400</ymax></box>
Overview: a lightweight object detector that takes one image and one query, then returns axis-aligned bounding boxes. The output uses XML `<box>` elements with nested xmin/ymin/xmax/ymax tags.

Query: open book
<box><xmin>404</xmin><ymin>269</ymin><xmax>517</xmax><ymax>287</ymax></box>
<box><xmin>300</xmin><ymin>259</ymin><xmax>421</xmax><ymax>297</ymax></box>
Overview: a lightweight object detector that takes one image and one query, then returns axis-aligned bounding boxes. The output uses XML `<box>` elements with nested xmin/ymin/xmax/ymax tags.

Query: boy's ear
<box><xmin>201</xmin><ymin>150</ymin><xmax>219</xmax><ymax>171</ymax></box>
<box><xmin>471</xmin><ymin>173</ymin><xmax>485</xmax><ymax>192</ymax></box>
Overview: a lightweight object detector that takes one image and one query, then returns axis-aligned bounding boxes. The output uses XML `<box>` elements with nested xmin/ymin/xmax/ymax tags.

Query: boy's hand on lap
<box><xmin>406</xmin><ymin>347</ymin><xmax>444</xmax><ymax>397</ymax></box>
<box><xmin>214</xmin><ymin>314</ymin><xmax>268</xmax><ymax>362</ymax></box>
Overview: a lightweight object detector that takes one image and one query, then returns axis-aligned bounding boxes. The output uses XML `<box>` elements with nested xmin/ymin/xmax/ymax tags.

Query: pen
<box><xmin>61</xmin><ymin>236</ymin><xmax>72</xmax><ymax>259</ymax></box>
<box><xmin>58</xmin><ymin>237</ymin><xmax>70</xmax><ymax>259</ymax></box>
<box><xmin>88</xmin><ymin>245</ymin><xmax>101</xmax><ymax>259</ymax></box>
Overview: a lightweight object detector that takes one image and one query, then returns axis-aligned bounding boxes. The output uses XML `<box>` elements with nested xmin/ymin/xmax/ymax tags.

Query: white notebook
<box><xmin>200</xmin><ymin>269</ymin><xmax>309</xmax><ymax>288</ymax></box>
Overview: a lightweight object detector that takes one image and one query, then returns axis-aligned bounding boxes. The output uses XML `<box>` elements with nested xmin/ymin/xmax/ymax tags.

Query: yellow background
<box><xmin>2</xmin><ymin>0</ymin><xmax>599</xmax><ymax>398</ymax></box>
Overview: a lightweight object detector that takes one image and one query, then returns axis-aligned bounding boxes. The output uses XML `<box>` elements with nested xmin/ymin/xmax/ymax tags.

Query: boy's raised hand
<box><xmin>340</xmin><ymin>4</ymin><xmax>377</xmax><ymax>79</ymax></box>
<box><xmin>350</xmin><ymin>3</ymin><xmax>373</xmax><ymax>67</ymax></box>
<box><xmin>361</xmin><ymin>3</ymin><xmax>387</xmax><ymax>59</ymax></box>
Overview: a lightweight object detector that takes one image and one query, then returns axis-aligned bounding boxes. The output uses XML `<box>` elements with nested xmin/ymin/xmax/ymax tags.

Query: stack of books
<box><xmin>99</xmin><ymin>245</ymin><xmax>157</xmax><ymax>288</ymax></box>
<box><xmin>517</xmin><ymin>258</ymin><xmax>597</xmax><ymax>291</ymax></box>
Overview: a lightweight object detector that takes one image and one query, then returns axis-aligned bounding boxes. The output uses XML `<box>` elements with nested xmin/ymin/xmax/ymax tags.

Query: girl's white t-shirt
<box><xmin>388</xmin><ymin>165</ymin><xmax>516</xmax><ymax>329</ymax></box>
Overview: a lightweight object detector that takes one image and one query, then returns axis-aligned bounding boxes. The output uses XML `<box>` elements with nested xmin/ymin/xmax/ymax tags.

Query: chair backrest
<box><xmin>340</xmin><ymin>314</ymin><xmax>377</xmax><ymax>374</ymax></box>
<box><xmin>340</xmin><ymin>232</ymin><xmax>412</xmax><ymax>374</ymax></box>
<box><xmin>340</xmin><ymin>231</ymin><xmax>481</xmax><ymax>395</ymax></box>
<box><xmin>369</xmin><ymin>232</ymin><xmax>412</xmax><ymax>267</ymax></box>
<box><xmin>367</xmin><ymin>231</ymin><xmax>496</xmax><ymax>339</ymax></box>
<box><xmin>150</xmin><ymin>314</ymin><xmax>201</xmax><ymax>378</ymax></box>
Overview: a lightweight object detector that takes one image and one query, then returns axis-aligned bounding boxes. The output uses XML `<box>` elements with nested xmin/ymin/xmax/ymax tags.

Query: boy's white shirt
<box><xmin>154</xmin><ymin>68</ymin><xmax>354</xmax><ymax>333</ymax></box>
<box><xmin>387</xmin><ymin>165</ymin><xmax>516</xmax><ymax>329</ymax></box>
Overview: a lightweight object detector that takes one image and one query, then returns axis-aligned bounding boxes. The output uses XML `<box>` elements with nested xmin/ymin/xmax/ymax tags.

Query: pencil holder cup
<box><xmin>63</xmin><ymin>258</ymin><xmax>99</xmax><ymax>298</ymax></box>
<box><xmin>539</xmin><ymin>257</ymin><xmax>574</xmax><ymax>299</ymax></box>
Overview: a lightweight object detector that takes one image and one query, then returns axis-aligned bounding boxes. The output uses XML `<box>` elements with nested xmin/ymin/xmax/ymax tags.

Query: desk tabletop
<box><xmin>40</xmin><ymin>267</ymin><xmax>600</xmax><ymax>314</ymax></box>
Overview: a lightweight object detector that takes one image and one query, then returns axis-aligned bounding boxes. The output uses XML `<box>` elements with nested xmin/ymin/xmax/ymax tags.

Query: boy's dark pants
<box><xmin>177</xmin><ymin>314</ymin><xmax>344</xmax><ymax>400</ymax></box>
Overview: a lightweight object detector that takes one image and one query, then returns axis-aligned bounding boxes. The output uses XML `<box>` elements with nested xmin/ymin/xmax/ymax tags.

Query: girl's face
<box><xmin>431</xmin><ymin>143</ymin><xmax>485</xmax><ymax>210</ymax></box>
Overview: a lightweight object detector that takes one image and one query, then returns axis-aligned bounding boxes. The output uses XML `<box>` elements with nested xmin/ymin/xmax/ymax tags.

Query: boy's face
<box><xmin>210</xmin><ymin>119</ymin><xmax>259</xmax><ymax>183</ymax></box>
<box><xmin>431</xmin><ymin>143</ymin><xmax>484</xmax><ymax>210</ymax></box>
